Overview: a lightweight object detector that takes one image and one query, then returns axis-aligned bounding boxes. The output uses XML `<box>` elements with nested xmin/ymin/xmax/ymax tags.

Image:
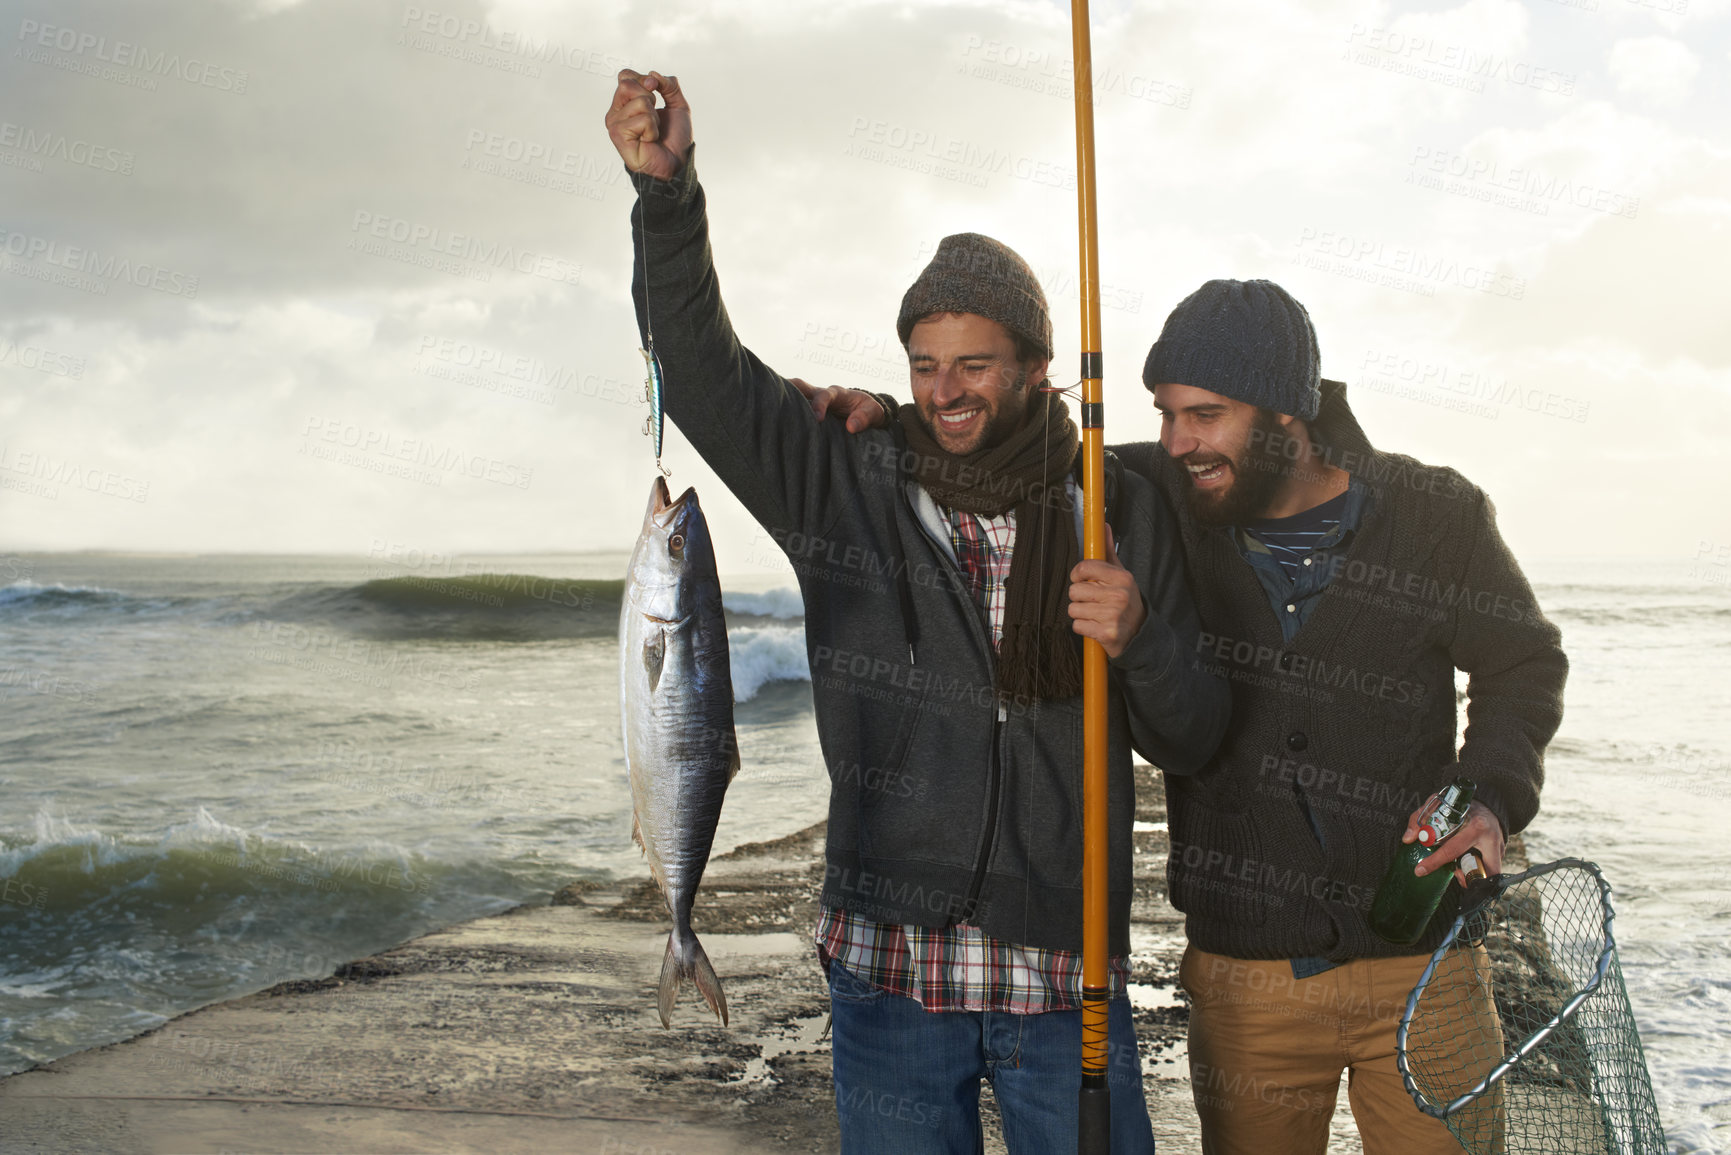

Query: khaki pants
<box><xmin>1180</xmin><ymin>944</ymin><xmax>1503</xmax><ymax>1155</ymax></box>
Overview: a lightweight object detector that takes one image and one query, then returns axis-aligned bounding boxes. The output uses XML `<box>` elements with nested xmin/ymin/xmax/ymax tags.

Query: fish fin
<box><xmin>631</xmin><ymin>811</ymin><xmax>643</xmax><ymax>853</ymax></box>
<box><xmin>657</xmin><ymin>933</ymin><xmax>678</xmax><ymax>1028</ymax></box>
<box><xmin>726</xmin><ymin>745</ymin><xmax>740</xmax><ymax>784</ymax></box>
<box><xmin>657</xmin><ymin>928</ymin><xmax>728</xmax><ymax>1029</ymax></box>
<box><xmin>643</xmin><ymin>630</ymin><xmax>666</xmax><ymax>694</ymax></box>
<box><xmin>691</xmin><ymin>935</ymin><xmax>728</xmax><ymax>1027</ymax></box>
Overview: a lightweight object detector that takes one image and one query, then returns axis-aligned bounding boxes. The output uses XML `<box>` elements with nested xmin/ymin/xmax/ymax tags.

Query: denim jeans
<box><xmin>827</xmin><ymin>961</ymin><xmax>1158</xmax><ymax>1154</ymax></box>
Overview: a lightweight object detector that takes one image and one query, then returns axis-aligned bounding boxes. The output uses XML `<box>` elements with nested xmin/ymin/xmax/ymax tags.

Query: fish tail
<box><xmin>657</xmin><ymin>926</ymin><xmax>728</xmax><ymax>1029</ymax></box>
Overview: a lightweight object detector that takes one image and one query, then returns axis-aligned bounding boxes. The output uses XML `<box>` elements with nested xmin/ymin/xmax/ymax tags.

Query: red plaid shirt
<box><xmin>945</xmin><ymin>504</ymin><xmax>1016</xmax><ymax>648</ymax></box>
<box><xmin>814</xmin><ymin>493</ymin><xmax>1128</xmax><ymax>1013</ymax></box>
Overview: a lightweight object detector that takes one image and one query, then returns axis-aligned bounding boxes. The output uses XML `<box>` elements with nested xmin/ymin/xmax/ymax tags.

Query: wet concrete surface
<box><xmin>1</xmin><ymin>766</ymin><xmax>1479</xmax><ymax>1152</ymax></box>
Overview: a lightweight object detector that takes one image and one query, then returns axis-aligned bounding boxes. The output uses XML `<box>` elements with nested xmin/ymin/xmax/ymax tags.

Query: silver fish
<box><xmin>620</xmin><ymin>475</ymin><xmax>737</xmax><ymax>1028</ymax></box>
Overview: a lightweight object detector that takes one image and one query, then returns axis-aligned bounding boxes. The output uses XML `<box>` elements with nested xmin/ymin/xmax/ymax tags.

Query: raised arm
<box><xmin>606</xmin><ymin>70</ymin><xmax>857</xmax><ymax>537</ymax></box>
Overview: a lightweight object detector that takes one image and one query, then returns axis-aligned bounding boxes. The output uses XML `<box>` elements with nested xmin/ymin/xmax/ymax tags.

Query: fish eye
<box><xmin>669</xmin><ymin>533</ymin><xmax>685</xmax><ymax>554</ymax></box>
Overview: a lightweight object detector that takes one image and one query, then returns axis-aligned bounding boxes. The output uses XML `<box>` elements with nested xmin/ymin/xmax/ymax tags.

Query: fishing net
<box><xmin>1396</xmin><ymin>858</ymin><xmax>1667</xmax><ymax>1155</ymax></box>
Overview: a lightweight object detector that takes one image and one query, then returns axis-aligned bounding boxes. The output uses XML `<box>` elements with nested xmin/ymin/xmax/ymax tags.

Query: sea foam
<box><xmin>727</xmin><ymin>624</ymin><xmax>810</xmax><ymax>702</ymax></box>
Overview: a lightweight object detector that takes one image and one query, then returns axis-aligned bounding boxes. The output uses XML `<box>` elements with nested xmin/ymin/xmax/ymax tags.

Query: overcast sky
<box><xmin>2</xmin><ymin>0</ymin><xmax>1727</xmax><ymax>575</ymax></box>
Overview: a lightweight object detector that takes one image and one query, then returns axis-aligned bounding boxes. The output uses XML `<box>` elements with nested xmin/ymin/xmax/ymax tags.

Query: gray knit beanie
<box><xmin>897</xmin><ymin>234</ymin><xmax>1053</xmax><ymax>359</ymax></box>
<box><xmin>1141</xmin><ymin>279</ymin><xmax>1320</xmax><ymax>421</ymax></box>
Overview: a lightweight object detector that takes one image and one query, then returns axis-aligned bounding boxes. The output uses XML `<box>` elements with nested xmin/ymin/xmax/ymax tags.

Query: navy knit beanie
<box><xmin>1141</xmin><ymin>279</ymin><xmax>1320</xmax><ymax>421</ymax></box>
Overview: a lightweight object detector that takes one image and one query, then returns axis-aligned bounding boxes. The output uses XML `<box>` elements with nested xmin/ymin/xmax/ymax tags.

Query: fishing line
<box><xmin>636</xmin><ymin>94</ymin><xmax>670</xmax><ymax>480</ymax></box>
<box><xmin>1016</xmin><ymin>364</ymin><xmax>1050</xmax><ymax>1027</ymax></box>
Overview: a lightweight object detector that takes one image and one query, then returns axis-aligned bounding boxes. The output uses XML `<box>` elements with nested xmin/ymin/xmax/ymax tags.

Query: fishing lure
<box><xmin>640</xmin><ymin>344</ymin><xmax>666</xmax><ymax>469</ymax></box>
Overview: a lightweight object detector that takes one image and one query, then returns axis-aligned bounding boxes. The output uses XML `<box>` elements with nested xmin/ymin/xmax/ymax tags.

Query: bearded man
<box><xmin>606</xmin><ymin>69</ymin><xmax>1229</xmax><ymax>1154</ymax></box>
<box><xmin>1115</xmin><ymin>279</ymin><xmax>1563</xmax><ymax>1153</ymax></box>
<box><xmin>806</xmin><ymin>278</ymin><xmax>1567</xmax><ymax>1153</ymax></box>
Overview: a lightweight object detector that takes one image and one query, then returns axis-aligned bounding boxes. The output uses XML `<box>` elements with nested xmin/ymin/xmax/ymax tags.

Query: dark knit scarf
<box><xmin>899</xmin><ymin>388</ymin><xmax>1082</xmax><ymax>701</ymax></box>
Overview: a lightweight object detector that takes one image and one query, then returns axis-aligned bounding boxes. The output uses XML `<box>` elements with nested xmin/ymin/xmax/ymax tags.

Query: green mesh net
<box><xmin>1397</xmin><ymin>858</ymin><xmax>1666</xmax><ymax>1155</ymax></box>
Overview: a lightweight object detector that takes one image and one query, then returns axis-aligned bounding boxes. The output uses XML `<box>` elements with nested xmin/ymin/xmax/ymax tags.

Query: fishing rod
<box><xmin>1069</xmin><ymin>1</ymin><xmax>1110</xmax><ymax>1151</ymax></box>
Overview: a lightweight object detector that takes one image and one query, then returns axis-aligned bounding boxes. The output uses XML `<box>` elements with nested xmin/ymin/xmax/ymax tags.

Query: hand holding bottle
<box><xmin>1403</xmin><ymin>793</ymin><xmax>1505</xmax><ymax>884</ymax></box>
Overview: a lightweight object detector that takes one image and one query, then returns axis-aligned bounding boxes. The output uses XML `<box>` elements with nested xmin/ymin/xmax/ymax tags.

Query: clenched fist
<box><xmin>604</xmin><ymin>69</ymin><xmax>692</xmax><ymax>181</ymax></box>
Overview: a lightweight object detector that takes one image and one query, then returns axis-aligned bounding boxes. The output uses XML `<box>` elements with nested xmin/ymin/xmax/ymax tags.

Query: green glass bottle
<box><xmin>1368</xmin><ymin>777</ymin><xmax>1476</xmax><ymax>945</ymax></box>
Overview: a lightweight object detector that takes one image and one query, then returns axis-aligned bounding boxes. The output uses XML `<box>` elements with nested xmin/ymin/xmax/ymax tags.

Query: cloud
<box><xmin>1457</xmin><ymin>135</ymin><xmax>1731</xmax><ymax>370</ymax></box>
<box><xmin>1607</xmin><ymin>36</ymin><xmax>1699</xmax><ymax>108</ymax></box>
<box><xmin>0</xmin><ymin>0</ymin><xmax>1724</xmax><ymax>560</ymax></box>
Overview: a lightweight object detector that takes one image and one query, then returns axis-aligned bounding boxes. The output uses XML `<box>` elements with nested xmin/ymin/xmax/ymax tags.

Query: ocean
<box><xmin>0</xmin><ymin>551</ymin><xmax>1726</xmax><ymax>1152</ymax></box>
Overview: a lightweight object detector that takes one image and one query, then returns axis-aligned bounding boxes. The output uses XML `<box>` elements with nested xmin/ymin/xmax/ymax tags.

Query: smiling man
<box><xmin>804</xmin><ymin>278</ymin><xmax>1568</xmax><ymax>1152</ymax></box>
<box><xmin>1114</xmin><ymin>279</ymin><xmax>1567</xmax><ymax>1153</ymax></box>
<box><xmin>606</xmin><ymin>70</ymin><xmax>1228</xmax><ymax>1154</ymax></box>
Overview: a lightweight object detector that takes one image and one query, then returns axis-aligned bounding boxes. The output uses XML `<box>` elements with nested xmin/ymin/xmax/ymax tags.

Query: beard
<box><xmin>917</xmin><ymin>371</ymin><xmax>1036</xmax><ymax>456</ymax></box>
<box><xmin>1184</xmin><ymin>408</ymin><xmax>1288</xmax><ymax>527</ymax></box>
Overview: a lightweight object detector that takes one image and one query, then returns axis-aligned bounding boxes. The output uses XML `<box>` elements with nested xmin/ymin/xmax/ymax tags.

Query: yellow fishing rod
<box><xmin>1069</xmin><ymin>0</ymin><xmax>1111</xmax><ymax>1151</ymax></box>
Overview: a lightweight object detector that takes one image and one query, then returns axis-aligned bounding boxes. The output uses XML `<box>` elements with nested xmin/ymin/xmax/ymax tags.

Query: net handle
<box><xmin>1395</xmin><ymin>857</ymin><xmax>1618</xmax><ymax>1118</ymax></box>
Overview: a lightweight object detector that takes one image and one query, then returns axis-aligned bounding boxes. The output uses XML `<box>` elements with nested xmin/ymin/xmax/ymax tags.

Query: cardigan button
<box><xmin>1286</xmin><ymin>731</ymin><xmax>1309</xmax><ymax>752</ymax></box>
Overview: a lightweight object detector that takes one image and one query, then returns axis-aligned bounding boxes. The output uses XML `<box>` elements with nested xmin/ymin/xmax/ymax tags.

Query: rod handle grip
<box><xmin>1079</xmin><ymin>1080</ymin><xmax>1111</xmax><ymax>1153</ymax></box>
